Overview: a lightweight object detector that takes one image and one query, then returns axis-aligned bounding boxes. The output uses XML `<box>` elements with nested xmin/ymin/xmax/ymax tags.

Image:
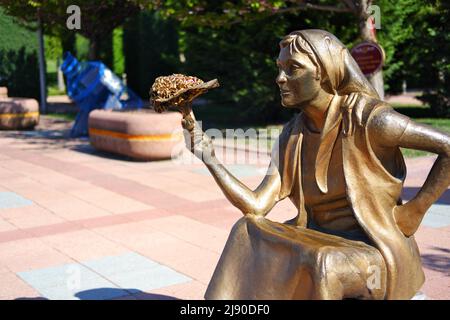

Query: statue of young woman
<box><xmin>182</xmin><ymin>30</ymin><xmax>450</xmax><ymax>300</ymax></box>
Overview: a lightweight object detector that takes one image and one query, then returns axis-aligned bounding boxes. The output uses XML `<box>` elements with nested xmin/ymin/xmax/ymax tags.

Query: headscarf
<box><xmin>289</xmin><ymin>30</ymin><xmax>379</xmax><ymax>193</ymax></box>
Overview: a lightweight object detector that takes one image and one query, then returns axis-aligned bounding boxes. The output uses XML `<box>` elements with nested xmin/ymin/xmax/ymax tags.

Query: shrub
<box><xmin>0</xmin><ymin>48</ymin><xmax>40</xmax><ymax>99</ymax></box>
<box><xmin>0</xmin><ymin>7</ymin><xmax>40</xmax><ymax>99</ymax></box>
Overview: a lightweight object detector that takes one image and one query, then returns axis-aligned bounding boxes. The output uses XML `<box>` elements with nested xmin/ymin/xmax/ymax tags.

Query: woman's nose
<box><xmin>276</xmin><ymin>71</ymin><xmax>287</xmax><ymax>85</ymax></box>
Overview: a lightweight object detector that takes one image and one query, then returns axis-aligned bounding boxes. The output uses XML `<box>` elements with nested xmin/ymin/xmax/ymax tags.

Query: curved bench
<box><xmin>0</xmin><ymin>87</ymin><xmax>7</xmax><ymax>98</ymax></box>
<box><xmin>0</xmin><ymin>97</ymin><xmax>39</xmax><ymax>130</ymax></box>
<box><xmin>88</xmin><ymin>109</ymin><xmax>184</xmax><ymax>160</ymax></box>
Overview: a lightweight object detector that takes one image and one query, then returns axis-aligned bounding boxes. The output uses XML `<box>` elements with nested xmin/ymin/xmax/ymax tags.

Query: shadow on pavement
<box><xmin>69</xmin><ymin>144</ymin><xmax>142</xmax><ymax>162</ymax></box>
<box><xmin>75</xmin><ymin>288</ymin><xmax>179</xmax><ymax>300</ymax></box>
<box><xmin>421</xmin><ymin>247</ymin><xmax>450</xmax><ymax>277</ymax></box>
<box><xmin>403</xmin><ymin>187</ymin><xmax>450</xmax><ymax>205</ymax></box>
<box><xmin>14</xmin><ymin>288</ymin><xmax>179</xmax><ymax>300</ymax></box>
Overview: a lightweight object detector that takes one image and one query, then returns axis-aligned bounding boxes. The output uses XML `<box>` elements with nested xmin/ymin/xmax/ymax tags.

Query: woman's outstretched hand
<box><xmin>181</xmin><ymin>107</ymin><xmax>216</xmax><ymax>163</ymax></box>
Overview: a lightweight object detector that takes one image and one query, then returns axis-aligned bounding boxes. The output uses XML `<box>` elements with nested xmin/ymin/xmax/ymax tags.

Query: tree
<box><xmin>139</xmin><ymin>0</ymin><xmax>387</xmax><ymax>97</ymax></box>
<box><xmin>123</xmin><ymin>10</ymin><xmax>180</xmax><ymax>99</ymax></box>
<box><xmin>0</xmin><ymin>7</ymin><xmax>40</xmax><ymax>99</ymax></box>
<box><xmin>409</xmin><ymin>0</ymin><xmax>450</xmax><ymax>117</ymax></box>
<box><xmin>0</xmin><ymin>0</ymin><xmax>140</xmax><ymax>60</ymax></box>
<box><xmin>169</xmin><ymin>6</ymin><xmax>361</xmax><ymax>123</ymax></box>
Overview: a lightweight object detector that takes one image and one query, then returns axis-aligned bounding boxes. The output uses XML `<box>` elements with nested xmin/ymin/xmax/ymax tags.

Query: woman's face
<box><xmin>276</xmin><ymin>46</ymin><xmax>322</xmax><ymax>108</ymax></box>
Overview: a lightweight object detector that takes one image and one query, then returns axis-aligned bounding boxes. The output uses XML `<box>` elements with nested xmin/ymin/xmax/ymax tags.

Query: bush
<box><xmin>180</xmin><ymin>18</ymin><xmax>288</xmax><ymax>124</ymax></box>
<box><xmin>179</xmin><ymin>12</ymin><xmax>358</xmax><ymax>124</ymax></box>
<box><xmin>420</xmin><ymin>91</ymin><xmax>450</xmax><ymax>117</ymax></box>
<box><xmin>419</xmin><ymin>63</ymin><xmax>450</xmax><ymax>117</ymax></box>
<box><xmin>0</xmin><ymin>48</ymin><xmax>40</xmax><ymax>99</ymax></box>
<box><xmin>123</xmin><ymin>11</ymin><xmax>179</xmax><ymax>100</ymax></box>
<box><xmin>0</xmin><ymin>7</ymin><xmax>40</xmax><ymax>99</ymax></box>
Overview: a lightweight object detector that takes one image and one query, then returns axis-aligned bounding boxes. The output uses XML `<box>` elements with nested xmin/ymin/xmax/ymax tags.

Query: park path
<box><xmin>0</xmin><ymin>116</ymin><xmax>448</xmax><ymax>300</ymax></box>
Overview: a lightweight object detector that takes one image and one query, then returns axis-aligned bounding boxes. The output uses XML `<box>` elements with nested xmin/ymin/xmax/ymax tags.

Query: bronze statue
<box><xmin>181</xmin><ymin>30</ymin><xmax>450</xmax><ymax>300</ymax></box>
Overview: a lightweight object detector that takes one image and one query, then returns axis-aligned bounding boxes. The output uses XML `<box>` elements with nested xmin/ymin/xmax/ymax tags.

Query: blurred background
<box><xmin>0</xmin><ymin>0</ymin><xmax>448</xmax><ymax>145</ymax></box>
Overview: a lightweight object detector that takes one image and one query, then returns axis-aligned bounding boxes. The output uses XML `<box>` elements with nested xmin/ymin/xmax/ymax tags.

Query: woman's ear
<box><xmin>316</xmin><ymin>65</ymin><xmax>323</xmax><ymax>81</ymax></box>
<box><xmin>320</xmin><ymin>76</ymin><xmax>334</xmax><ymax>94</ymax></box>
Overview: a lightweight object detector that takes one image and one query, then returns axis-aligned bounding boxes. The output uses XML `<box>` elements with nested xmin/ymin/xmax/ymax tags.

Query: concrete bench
<box><xmin>0</xmin><ymin>87</ymin><xmax>7</xmax><ymax>98</ymax></box>
<box><xmin>88</xmin><ymin>109</ymin><xmax>184</xmax><ymax>161</ymax></box>
<box><xmin>0</xmin><ymin>97</ymin><xmax>39</xmax><ymax>130</ymax></box>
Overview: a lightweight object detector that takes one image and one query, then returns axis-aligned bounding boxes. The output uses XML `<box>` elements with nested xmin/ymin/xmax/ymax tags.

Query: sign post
<box><xmin>350</xmin><ymin>41</ymin><xmax>385</xmax><ymax>77</ymax></box>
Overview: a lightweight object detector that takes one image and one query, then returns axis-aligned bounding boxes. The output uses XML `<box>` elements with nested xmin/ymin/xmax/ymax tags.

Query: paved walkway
<box><xmin>0</xmin><ymin>116</ymin><xmax>448</xmax><ymax>300</ymax></box>
<box><xmin>385</xmin><ymin>91</ymin><xmax>424</xmax><ymax>106</ymax></box>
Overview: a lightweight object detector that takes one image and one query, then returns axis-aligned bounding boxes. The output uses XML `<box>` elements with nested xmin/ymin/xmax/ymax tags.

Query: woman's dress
<box><xmin>204</xmin><ymin>121</ymin><xmax>387</xmax><ymax>300</ymax></box>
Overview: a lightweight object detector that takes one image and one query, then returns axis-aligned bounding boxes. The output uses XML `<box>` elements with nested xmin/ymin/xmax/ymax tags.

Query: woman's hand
<box><xmin>393</xmin><ymin>200</ymin><xmax>427</xmax><ymax>237</ymax></box>
<box><xmin>178</xmin><ymin>105</ymin><xmax>282</xmax><ymax>217</ymax></box>
<box><xmin>181</xmin><ymin>107</ymin><xmax>216</xmax><ymax>163</ymax></box>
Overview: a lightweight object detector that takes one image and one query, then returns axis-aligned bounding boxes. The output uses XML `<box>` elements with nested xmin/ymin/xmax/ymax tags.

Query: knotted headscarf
<box><xmin>290</xmin><ymin>30</ymin><xmax>379</xmax><ymax>194</ymax></box>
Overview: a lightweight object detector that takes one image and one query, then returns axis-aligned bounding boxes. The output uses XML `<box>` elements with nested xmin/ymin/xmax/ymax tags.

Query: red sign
<box><xmin>350</xmin><ymin>42</ymin><xmax>384</xmax><ymax>76</ymax></box>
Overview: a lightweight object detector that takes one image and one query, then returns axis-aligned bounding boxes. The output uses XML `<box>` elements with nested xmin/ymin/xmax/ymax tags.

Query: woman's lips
<box><xmin>280</xmin><ymin>91</ymin><xmax>290</xmax><ymax>96</ymax></box>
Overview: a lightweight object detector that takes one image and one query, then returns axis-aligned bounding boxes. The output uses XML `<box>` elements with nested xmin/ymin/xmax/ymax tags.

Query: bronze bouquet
<box><xmin>150</xmin><ymin>74</ymin><xmax>219</xmax><ymax>130</ymax></box>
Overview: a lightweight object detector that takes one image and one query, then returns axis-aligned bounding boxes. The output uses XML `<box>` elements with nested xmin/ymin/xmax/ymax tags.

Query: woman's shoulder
<box><xmin>352</xmin><ymin>94</ymin><xmax>391</xmax><ymax>127</ymax></box>
<box><xmin>355</xmin><ymin>94</ymin><xmax>411</xmax><ymax>146</ymax></box>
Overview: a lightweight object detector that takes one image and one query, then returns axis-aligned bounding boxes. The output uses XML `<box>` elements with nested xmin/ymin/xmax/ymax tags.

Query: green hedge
<box><xmin>123</xmin><ymin>11</ymin><xmax>179</xmax><ymax>100</ymax></box>
<box><xmin>0</xmin><ymin>7</ymin><xmax>40</xmax><ymax>99</ymax></box>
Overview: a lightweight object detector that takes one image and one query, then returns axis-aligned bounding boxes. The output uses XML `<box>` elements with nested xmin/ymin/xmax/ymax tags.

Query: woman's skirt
<box><xmin>205</xmin><ymin>214</ymin><xmax>387</xmax><ymax>300</ymax></box>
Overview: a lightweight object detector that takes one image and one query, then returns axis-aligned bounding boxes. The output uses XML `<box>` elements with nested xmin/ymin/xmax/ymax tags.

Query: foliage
<box><xmin>136</xmin><ymin>0</ymin><xmax>450</xmax><ymax>121</ymax></box>
<box><xmin>2</xmin><ymin>1</ymin><xmax>449</xmax><ymax>119</ymax></box>
<box><xmin>179</xmin><ymin>15</ymin><xmax>289</xmax><ymax>123</ymax></box>
<box><xmin>0</xmin><ymin>7</ymin><xmax>39</xmax><ymax>99</ymax></box>
<box><xmin>0</xmin><ymin>48</ymin><xmax>40</xmax><ymax>99</ymax></box>
<box><xmin>403</xmin><ymin>0</ymin><xmax>449</xmax><ymax>117</ymax></box>
<box><xmin>113</xmin><ymin>27</ymin><xmax>125</xmax><ymax>75</ymax></box>
<box><xmin>373</xmin><ymin>0</ymin><xmax>426</xmax><ymax>92</ymax></box>
<box><xmin>137</xmin><ymin>0</ymin><xmax>355</xmax><ymax>27</ymax></box>
<box><xmin>0</xmin><ymin>6</ymin><xmax>37</xmax><ymax>52</ymax></box>
<box><xmin>123</xmin><ymin>10</ymin><xmax>179</xmax><ymax>99</ymax></box>
<box><xmin>44</xmin><ymin>35</ymin><xmax>63</xmax><ymax>61</ymax></box>
<box><xmin>0</xmin><ymin>0</ymin><xmax>140</xmax><ymax>59</ymax></box>
<box><xmin>75</xmin><ymin>34</ymin><xmax>89</xmax><ymax>60</ymax></box>
<box><xmin>133</xmin><ymin>1</ymin><xmax>363</xmax><ymax>122</ymax></box>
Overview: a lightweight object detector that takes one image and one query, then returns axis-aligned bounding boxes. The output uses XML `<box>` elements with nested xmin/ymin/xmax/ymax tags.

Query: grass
<box><xmin>46</xmin><ymin>59</ymin><xmax>67</xmax><ymax>96</ymax></box>
<box><xmin>394</xmin><ymin>105</ymin><xmax>450</xmax><ymax>158</ymax></box>
<box><xmin>413</xmin><ymin>118</ymin><xmax>450</xmax><ymax>132</ymax></box>
<box><xmin>46</xmin><ymin>59</ymin><xmax>58</xmax><ymax>74</ymax></box>
<box><xmin>45</xmin><ymin>113</ymin><xmax>77</xmax><ymax>121</ymax></box>
<box><xmin>47</xmin><ymin>85</ymin><xmax>66</xmax><ymax>96</ymax></box>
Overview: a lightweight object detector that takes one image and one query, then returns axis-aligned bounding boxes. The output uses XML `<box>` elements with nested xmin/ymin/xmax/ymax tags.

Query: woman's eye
<box><xmin>291</xmin><ymin>63</ymin><xmax>303</xmax><ymax>70</ymax></box>
<box><xmin>289</xmin><ymin>64</ymin><xmax>303</xmax><ymax>74</ymax></box>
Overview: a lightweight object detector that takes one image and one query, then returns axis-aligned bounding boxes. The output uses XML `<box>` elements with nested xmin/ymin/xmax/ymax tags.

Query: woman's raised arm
<box><xmin>368</xmin><ymin>107</ymin><xmax>450</xmax><ymax>236</ymax></box>
<box><xmin>183</xmin><ymin>111</ymin><xmax>282</xmax><ymax>217</ymax></box>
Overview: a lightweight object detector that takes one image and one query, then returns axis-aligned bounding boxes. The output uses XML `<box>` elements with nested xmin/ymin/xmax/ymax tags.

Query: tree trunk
<box><xmin>357</xmin><ymin>0</ymin><xmax>385</xmax><ymax>100</ymax></box>
<box><xmin>88</xmin><ymin>37</ymin><xmax>98</xmax><ymax>60</ymax></box>
<box><xmin>37</xmin><ymin>14</ymin><xmax>47</xmax><ymax>114</ymax></box>
<box><xmin>61</xmin><ymin>32</ymin><xmax>76</xmax><ymax>56</ymax></box>
<box><xmin>57</xmin><ymin>58</ymin><xmax>66</xmax><ymax>92</ymax></box>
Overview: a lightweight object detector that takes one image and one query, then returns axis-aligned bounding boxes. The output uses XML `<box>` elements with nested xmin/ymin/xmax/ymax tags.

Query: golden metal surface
<box><xmin>180</xmin><ymin>30</ymin><xmax>450</xmax><ymax>300</ymax></box>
